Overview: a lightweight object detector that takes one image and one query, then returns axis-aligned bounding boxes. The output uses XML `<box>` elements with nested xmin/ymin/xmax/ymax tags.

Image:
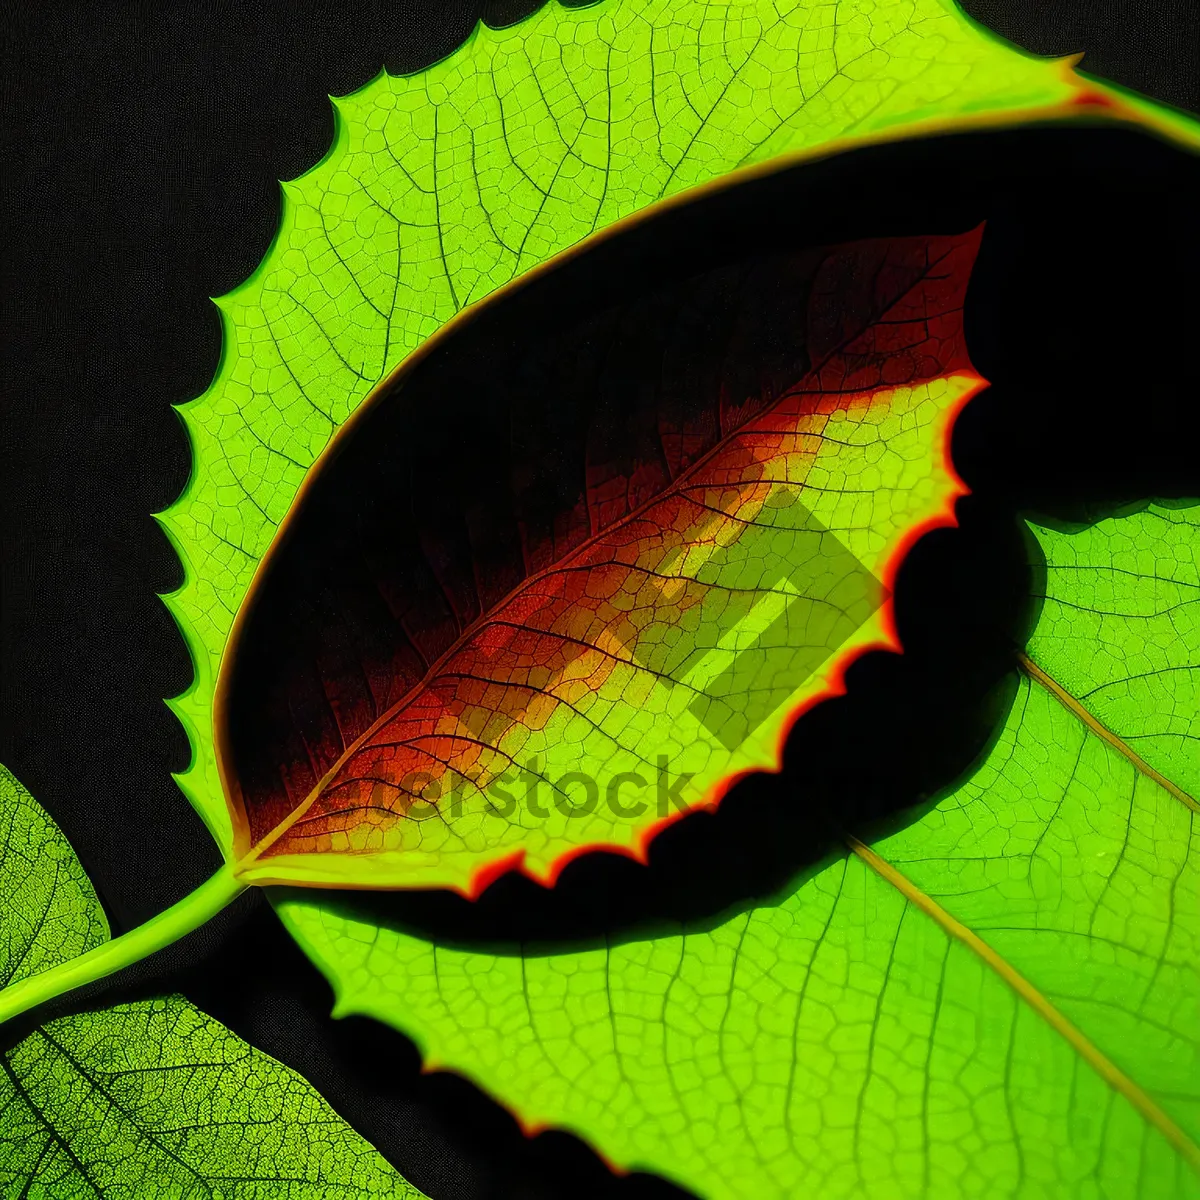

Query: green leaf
<box><xmin>1024</xmin><ymin>505</ymin><xmax>1200</xmax><ymax>804</ymax></box>
<box><xmin>221</xmin><ymin>226</ymin><xmax>986</xmax><ymax>893</ymax></box>
<box><xmin>278</xmin><ymin>501</ymin><xmax>1200</xmax><ymax>1197</ymax></box>
<box><xmin>156</xmin><ymin>0</ymin><xmax>1200</xmax><ymax>863</ymax></box>
<box><xmin>0</xmin><ymin>765</ymin><xmax>423</xmax><ymax>1199</ymax></box>
<box><xmin>1</xmin><ymin>767</ymin><xmax>109</xmax><ymax>990</ymax></box>
<box><xmin>9</xmin><ymin>0</ymin><xmax>1200</xmax><ymax>1152</ymax></box>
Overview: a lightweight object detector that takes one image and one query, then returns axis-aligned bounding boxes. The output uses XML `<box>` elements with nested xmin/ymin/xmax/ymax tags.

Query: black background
<box><xmin>2</xmin><ymin>3</ymin><xmax>1199</xmax><ymax>1197</ymax></box>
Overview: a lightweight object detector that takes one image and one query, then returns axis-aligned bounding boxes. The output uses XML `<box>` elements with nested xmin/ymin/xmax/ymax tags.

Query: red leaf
<box><xmin>222</xmin><ymin>226</ymin><xmax>984</xmax><ymax>894</ymax></box>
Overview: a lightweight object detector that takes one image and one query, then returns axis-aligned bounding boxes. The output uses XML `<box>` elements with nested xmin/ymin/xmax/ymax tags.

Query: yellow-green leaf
<box><xmin>0</xmin><ymin>766</ymin><xmax>422</xmax><ymax>1199</ymax></box>
<box><xmin>279</xmin><ymin>502</ymin><xmax>1200</xmax><ymax>1197</ymax></box>
<box><xmin>157</xmin><ymin>0</ymin><xmax>1199</xmax><ymax>865</ymax></box>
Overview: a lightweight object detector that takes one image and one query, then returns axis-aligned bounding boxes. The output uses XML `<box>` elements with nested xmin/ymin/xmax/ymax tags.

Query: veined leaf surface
<box><xmin>0</xmin><ymin>765</ymin><xmax>421</xmax><ymax>1198</ymax></box>
<box><xmin>278</xmin><ymin>502</ymin><xmax>1200</xmax><ymax>1197</ymax></box>
<box><xmin>224</xmin><ymin>227</ymin><xmax>982</xmax><ymax>893</ymax></box>
<box><xmin>156</xmin><ymin>0</ymin><xmax>1197</xmax><ymax>866</ymax></box>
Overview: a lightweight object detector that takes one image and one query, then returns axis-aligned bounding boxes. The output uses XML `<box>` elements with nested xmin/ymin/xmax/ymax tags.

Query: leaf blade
<box><xmin>0</xmin><ymin>767</ymin><xmax>424</xmax><ymax>1198</ymax></box>
<box><xmin>851</xmin><ymin>822</ymin><xmax>1199</xmax><ymax>1174</ymax></box>
<box><xmin>1026</xmin><ymin>505</ymin><xmax>1200</xmax><ymax>803</ymax></box>
<box><xmin>225</xmin><ymin>228</ymin><xmax>983</xmax><ymax>892</ymax></box>
<box><xmin>279</xmin><ymin>501</ymin><xmax>1200</xmax><ymax>1196</ymax></box>
<box><xmin>4</xmin><ymin>1000</ymin><xmax>421</xmax><ymax>1199</ymax></box>
<box><xmin>159</xmin><ymin>0</ymin><xmax>1164</xmax><ymax>858</ymax></box>
<box><xmin>0</xmin><ymin>766</ymin><xmax>107</xmax><ymax>990</ymax></box>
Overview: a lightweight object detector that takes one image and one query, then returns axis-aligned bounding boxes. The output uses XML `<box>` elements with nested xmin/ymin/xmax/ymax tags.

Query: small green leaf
<box><xmin>0</xmin><ymin>765</ymin><xmax>423</xmax><ymax>1199</ymax></box>
<box><xmin>1</xmin><ymin>767</ymin><xmax>108</xmax><ymax>989</ymax></box>
<box><xmin>279</xmin><ymin>502</ymin><xmax>1200</xmax><ymax>1197</ymax></box>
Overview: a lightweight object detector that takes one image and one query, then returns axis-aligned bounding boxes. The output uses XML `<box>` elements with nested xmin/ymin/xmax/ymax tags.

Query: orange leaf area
<box><xmin>226</xmin><ymin>227</ymin><xmax>984</xmax><ymax>893</ymax></box>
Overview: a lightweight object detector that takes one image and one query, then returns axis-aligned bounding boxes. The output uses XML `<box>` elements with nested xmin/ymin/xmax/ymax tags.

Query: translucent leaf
<box><xmin>0</xmin><ymin>766</ymin><xmax>422</xmax><ymax>1199</ymax></box>
<box><xmin>279</xmin><ymin>503</ymin><xmax>1200</xmax><ymax>1197</ymax></box>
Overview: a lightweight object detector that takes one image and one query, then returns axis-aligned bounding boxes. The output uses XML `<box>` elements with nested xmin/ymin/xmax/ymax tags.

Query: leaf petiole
<box><xmin>0</xmin><ymin>862</ymin><xmax>246</xmax><ymax>1027</ymax></box>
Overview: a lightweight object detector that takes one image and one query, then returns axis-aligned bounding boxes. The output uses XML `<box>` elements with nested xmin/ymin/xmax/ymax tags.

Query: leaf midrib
<box><xmin>848</xmin><ymin>654</ymin><xmax>1200</xmax><ymax>1176</ymax></box>
<box><xmin>1019</xmin><ymin>651</ymin><xmax>1200</xmax><ymax>814</ymax></box>
<box><xmin>236</xmin><ymin>239</ymin><xmax>967</xmax><ymax>870</ymax></box>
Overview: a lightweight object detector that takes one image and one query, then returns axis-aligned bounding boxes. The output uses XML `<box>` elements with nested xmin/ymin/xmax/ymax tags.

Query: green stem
<box><xmin>0</xmin><ymin>863</ymin><xmax>247</xmax><ymax>1027</ymax></box>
